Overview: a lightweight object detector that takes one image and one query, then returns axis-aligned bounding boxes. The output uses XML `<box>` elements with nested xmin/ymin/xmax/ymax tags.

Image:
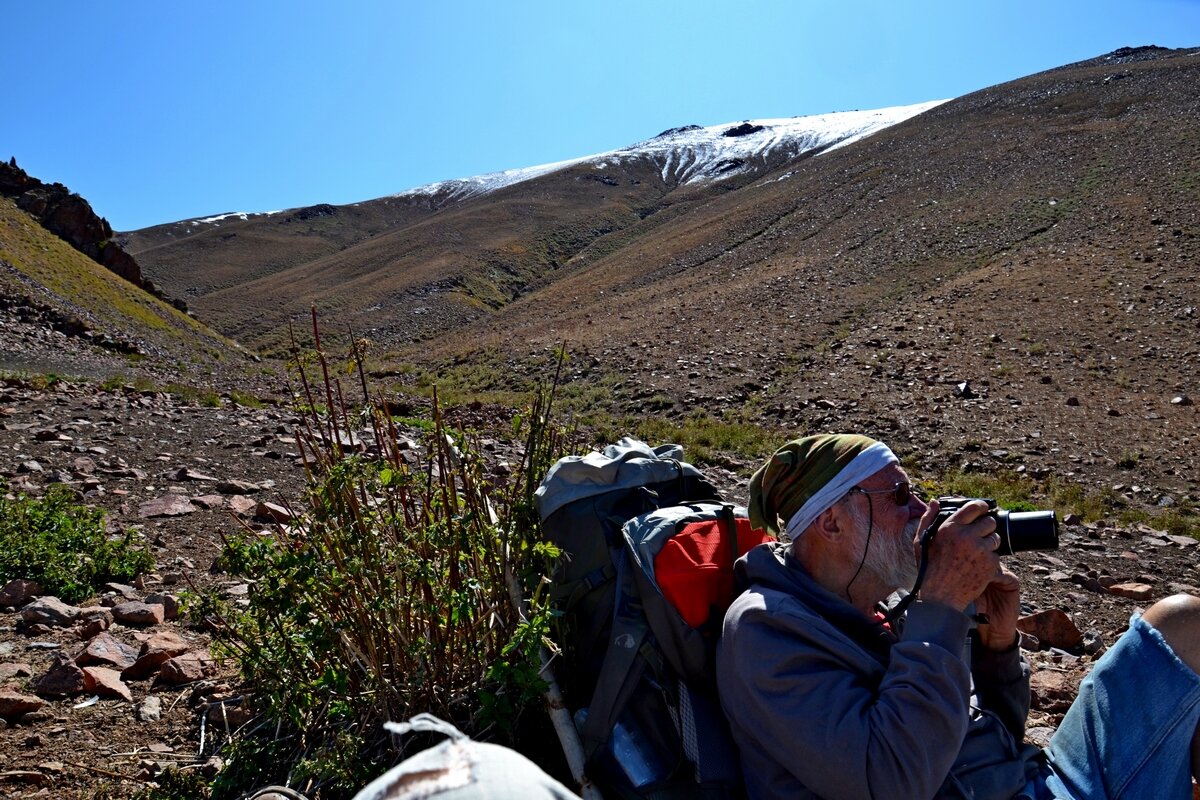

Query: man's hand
<box><xmin>915</xmin><ymin>499</ymin><xmax>1002</xmax><ymax>613</ymax></box>
<box><xmin>974</xmin><ymin>566</ymin><xmax>1022</xmax><ymax>651</ymax></box>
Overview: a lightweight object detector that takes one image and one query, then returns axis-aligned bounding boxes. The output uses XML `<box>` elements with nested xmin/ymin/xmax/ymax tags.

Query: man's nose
<box><xmin>909</xmin><ymin>493</ymin><xmax>928</xmax><ymax>518</ymax></box>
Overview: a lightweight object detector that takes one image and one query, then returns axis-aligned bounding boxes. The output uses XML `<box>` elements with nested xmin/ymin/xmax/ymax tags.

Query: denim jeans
<box><xmin>1029</xmin><ymin>613</ymin><xmax>1200</xmax><ymax>799</ymax></box>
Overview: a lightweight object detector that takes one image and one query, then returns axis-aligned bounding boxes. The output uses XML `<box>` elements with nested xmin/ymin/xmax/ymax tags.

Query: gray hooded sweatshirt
<box><xmin>717</xmin><ymin>543</ymin><xmax>1043</xmax><ymax>800</ymax></box>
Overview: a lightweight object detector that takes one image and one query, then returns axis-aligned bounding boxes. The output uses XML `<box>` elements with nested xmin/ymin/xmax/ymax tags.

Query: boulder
<box><xmin>34</xmin><ymin>652</ymin><xmax>85</xmax><ymax>696</ymax></box>
<box><xmin>111</xmin><ymin>601</ymin><xmax>165</xmax><ymax>627</ymax></box>
<box><xmin>0</xmin><ymin>579</ymin><xmax>42</xmax><ymax>607</ymax></box>
<box><xmin>21</xmin><ymin>596</ymin><xmax>82</xmax><ymax>628</ymax></box>
<box><xmin>0</xmin><ymin>688</ymin><xmax>44</xmax><ymax>720</ymax></box>
<box><xmin>77</xmin><ymin>632</ymin><xmax>139</xmax><ymax>670</ymax></box>
<box><xmin>1017</xmin><ymin>609</ymin><xmax>1084</xmax><ymax>651</ymax></box>
<box><xmin>82</xmin><ymin>666</ymin><xmax>133</xmax><ymax>702</ymax></box>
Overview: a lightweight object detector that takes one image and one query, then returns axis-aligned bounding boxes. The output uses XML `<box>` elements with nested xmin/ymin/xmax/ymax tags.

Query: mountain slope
<box><xmin>124</xmin><ymin>103</ymin><xmax>941</xmax><ymax>350</ymax></box>
<box><xmin>120</xmin><ymin>46</ymin><xmax>1200</xmax><ymax>500</ymax></box>
<box><xmin>0</xmin><ymin>197</ymin><xmax>253</xmax><ymax>378</ymax></box>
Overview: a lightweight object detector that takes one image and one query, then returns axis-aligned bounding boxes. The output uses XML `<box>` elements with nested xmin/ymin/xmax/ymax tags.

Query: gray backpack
<box><xmin>536</xmin><ymin>440</ymin><xmax>771</xmax><ymax>799</ymax></box>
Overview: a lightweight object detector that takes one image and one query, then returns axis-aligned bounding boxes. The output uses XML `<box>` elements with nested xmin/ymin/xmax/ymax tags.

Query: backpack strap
<box><xmin>579</xmin><ymin>550</ymin><xmax>651</xmax><ymax>758</ymax></box>
<box><xmin>719</xmin><ymin>504</ymin><xmax>738</xmax><ymax>570</ymax></box>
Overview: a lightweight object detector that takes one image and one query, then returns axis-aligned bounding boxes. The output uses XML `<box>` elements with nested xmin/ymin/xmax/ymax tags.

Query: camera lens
<box><xmin>995</xmin><ymin>509</ymin><xmax>1059</xmax><ymax>555</ymax></box>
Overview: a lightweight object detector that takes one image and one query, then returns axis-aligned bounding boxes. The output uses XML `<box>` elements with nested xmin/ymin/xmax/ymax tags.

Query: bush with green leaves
<box><xmin>202</xmin><ymin>323</ymin><xmax>569</xmax><ymax>798</ymax></box>
<box><xmin>0</xmin><ymin>484</ymin><xmax>154</xmax><ymax>602</ymax></box>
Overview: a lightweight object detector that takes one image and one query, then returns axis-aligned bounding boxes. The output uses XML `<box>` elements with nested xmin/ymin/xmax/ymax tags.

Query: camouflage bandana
<box><xmin>748</xmin><ymin>434</ymin><xmax>896</xmax><ymax>537</ymax></box>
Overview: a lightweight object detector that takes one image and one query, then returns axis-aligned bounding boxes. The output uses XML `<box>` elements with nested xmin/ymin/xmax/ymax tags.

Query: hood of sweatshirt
<box><xmin>735</xmin><ymin>541</ymin><xmax>899</xmax><ymax>661</ymax></box>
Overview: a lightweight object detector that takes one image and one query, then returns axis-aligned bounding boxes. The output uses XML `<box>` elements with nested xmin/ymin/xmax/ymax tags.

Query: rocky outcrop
<box><xmin>0</xmin><ymin>159</ymin><xmax>186</xmax><ymax>312</ymax></box>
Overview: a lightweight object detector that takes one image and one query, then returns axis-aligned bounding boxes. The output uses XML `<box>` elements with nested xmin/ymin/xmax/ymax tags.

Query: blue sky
<box><xmin>4</xmin><ymin>1</ymin><xmax>1198</xmax><ymax>231</ymax></box>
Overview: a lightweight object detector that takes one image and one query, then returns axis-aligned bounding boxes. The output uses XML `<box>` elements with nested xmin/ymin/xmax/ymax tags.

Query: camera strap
<box><xmin>875</xmin><ymin>522</ymin><xmax>989</xmax><ymax>627</ymax></box>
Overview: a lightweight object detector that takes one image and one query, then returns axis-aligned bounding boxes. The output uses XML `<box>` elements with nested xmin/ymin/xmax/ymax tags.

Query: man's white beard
<box><xmin>847</xmin><ymin>504</ymin><xmax>921</xmax><ymax>592</ymax></box>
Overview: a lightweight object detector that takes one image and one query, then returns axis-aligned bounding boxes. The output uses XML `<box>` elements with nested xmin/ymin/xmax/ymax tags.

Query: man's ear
<box><xmin>812</xmin><ymin>505</ymin><xmax>843</xmax><ymax>541</ymax></box>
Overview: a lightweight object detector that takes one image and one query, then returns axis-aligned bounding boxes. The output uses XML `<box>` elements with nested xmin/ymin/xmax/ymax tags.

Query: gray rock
<box><xmin>137</xmin><ymin>694</ymin><xmax>163</xmax><ymax>722</ymax></box>
<box><xmin>21</xmin><ymin>596</ymin><xmax>82</xmax><ymax>628</ymax></box>
<box><xmin>102</xmin><ymin>583</ymin><xmax>140</xmax><ymax>600</ymax></box>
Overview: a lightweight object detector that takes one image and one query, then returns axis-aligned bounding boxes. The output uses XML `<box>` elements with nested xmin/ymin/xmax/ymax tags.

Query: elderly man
<box><xmin>718</xmin><ymin>433</ymin><xmax>1200</xmax><ymax>800</ymax></box>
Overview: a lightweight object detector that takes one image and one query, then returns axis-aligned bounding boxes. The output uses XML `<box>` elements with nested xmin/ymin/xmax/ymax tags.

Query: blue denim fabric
<box><xmin>1033</xmin><ymin>613</ymin><xmax>1200</xmax><ymax>800</ymax></box>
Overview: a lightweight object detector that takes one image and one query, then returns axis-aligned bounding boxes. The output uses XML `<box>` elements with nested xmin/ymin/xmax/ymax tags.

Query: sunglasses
<box><xmin>847</xmin><ymin>481</ymin><xmax>921</xmax><ymax>506</ymax></box>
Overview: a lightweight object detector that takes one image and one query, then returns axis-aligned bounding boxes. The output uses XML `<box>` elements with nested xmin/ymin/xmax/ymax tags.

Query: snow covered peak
<box><xmin>393</xmin><ymin>100</ymin><xmax>947</xmax><ymax>203</ymax></box>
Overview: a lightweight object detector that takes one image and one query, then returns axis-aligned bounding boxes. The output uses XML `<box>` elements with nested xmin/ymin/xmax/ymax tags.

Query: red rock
<box><xmin>0</xmin><ymin>579</ymin><xmax>42</xmax><ymax>607</ymax></box>
<box><xmin>217</xmin><ymin>479</ymin><xmax>260</xmax><ymax>495</ymax></box>
<box><xmin>143</xmin><ymin>593</ymin><xmax>181</xmax><ymax>620</ymax></box>
<box><xmin>77</xmin><ymin>632</ymin><xmax>139</xmax><ymax>670</ymax></box>
<box><xmin>1109</xmin><ymin>582</ymin><xmax>1154</xmax><ymax>601</ymax></box>
<box><xmin>191</xmin><ymin>494</ymin><xmax>225</xmax><ymax>510</ymax></box>
<box><xmin>138</xmin><ymin>631</ymin><xmax>190</xmax><ymax>657</ymax></box>
<box><xmin>82</xmin><ymin>666</ymin><xmax>133</xmax><ymax>702</ymax></box>
<box><xmin>1029</xmin><ymin>669</ymin><xmax>1077</xmax><ymax>712</ymax></box>
<box><xmin>0</xmin><ymin>663</ymin><xmax>32</xmax><ymax>681</ymax></box>
<box><xmin>137</xmin><ymin>494</ymin><xmax>195</xmax><ymax>518</ymax></box>
<box><xmin>34</xmin><ymin>653</ymin><xmax>85</xmax><ymax>696</ymax></box>
<box><xmin>1017</xmin><ymin>609</ymin><xmax>1084</xmax><ymax>651</ymax></box>
<box><xmin>228</xmin><ymin>495</ymin><xmax>257</xmax><ymax>517</ymax></box>
<box><xmin>111</xmin><ymin>601</ymin><xmax>165</xmax><ymax>626</ymax></box>
<box><xmin>254</xmin><ymin>501</ymin><xmax>294</xmax><ymax>523</ymax></box>
<box><xmin>158</xmin><ymin>650</ymin><xmax>212</xmax><ymax>685</ymax></box>
<box><xmin>123</xmin><ymin>631</ymin><xmax>191</xmax><ymax>679</ymax></box>
<box><xmin>0</xmin><ymin>688</ymin><xmax>44</xmax><ymax>719</ymax></box>
<box><xmin>77</xmin><ymin>607</ymin><xmax>113</xmax><ymax>639</ymax></box>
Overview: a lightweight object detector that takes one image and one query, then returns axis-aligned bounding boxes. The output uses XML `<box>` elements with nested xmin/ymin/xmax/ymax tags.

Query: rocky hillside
<box><xmin>0</xmin><ymin>196</ymin><xmax>258</xmax><ymax>383</ymax></box>
<box><xmin>0</xmin><ymin>161</ymin><xmax>181</xmax><ymax>310</ymax></box>
<box><xmin>120</xmin><ymin>45</ymin><xmax>1200</xmax><ymax>511</ymax></box>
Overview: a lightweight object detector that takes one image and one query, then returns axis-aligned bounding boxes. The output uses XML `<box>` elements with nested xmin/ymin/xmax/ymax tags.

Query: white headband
<box><xmin>782</xmin><ymin>442</ymin><xmax>898</xmax><ymax>540</ymax></box>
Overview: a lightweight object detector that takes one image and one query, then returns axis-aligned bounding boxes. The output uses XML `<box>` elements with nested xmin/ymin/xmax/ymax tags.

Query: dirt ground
<box><xmin>0</xmin><ymin>375</ymin><xmax>1198</xmax><ymax>798</ymax></box>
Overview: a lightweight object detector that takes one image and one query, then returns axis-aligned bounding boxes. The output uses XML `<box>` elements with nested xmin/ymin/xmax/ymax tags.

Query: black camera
<box><xmin>926</xmin><ymin>496</ymin><xmax>1059</xmax><ymax>555</ymax></box>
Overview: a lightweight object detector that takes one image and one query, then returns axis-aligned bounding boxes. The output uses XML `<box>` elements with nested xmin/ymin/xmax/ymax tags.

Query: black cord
<box><xmin>874</xmin><ymin>522</ymin><xmax>936</xmax><ymax>627</ymax></box>
<box><xmin>844</xmin><ymin>495</ymin><xmax>874</xmax><ymax>606</ymax></box>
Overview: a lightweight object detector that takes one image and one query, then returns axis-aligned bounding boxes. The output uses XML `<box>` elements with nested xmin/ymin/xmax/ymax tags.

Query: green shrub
<box><xmin>202</xmin><ymin>324</ymin><xmax>568</xmax><ymax>798</ymax></box>
<box><xmin>0</xmin><ymin>485</ymin><xmax>154</xmax><ymax>602</ymax></box>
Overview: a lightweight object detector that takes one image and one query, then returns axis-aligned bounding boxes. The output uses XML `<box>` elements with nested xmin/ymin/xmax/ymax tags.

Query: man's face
<box><xmin>844</xmin><ymin>464</ymin><xmax>928</xmax><ymax>591</ymax></box>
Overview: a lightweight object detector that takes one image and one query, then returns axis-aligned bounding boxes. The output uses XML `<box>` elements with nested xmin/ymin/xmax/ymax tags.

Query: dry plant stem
<box><xmin>504</xmin><ymin>565</ymin><xmax>600</xmax><ymax>800</ymax></box>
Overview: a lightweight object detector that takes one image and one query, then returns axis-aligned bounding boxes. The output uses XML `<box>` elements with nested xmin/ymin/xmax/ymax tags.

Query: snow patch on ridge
<box><xmin>187</xmin><ymin>210</ymin><xmax>282</xmax><ymax>227</ymax></box>
<box><xmin>392</xmin><ymin>100</ymin><xmax>948</xmax><ymax>203</ymax></box>
<box><xmin>176</xmin><ymin>100</ymin><xmax>948</xmax><ymax>227</ymax></box>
